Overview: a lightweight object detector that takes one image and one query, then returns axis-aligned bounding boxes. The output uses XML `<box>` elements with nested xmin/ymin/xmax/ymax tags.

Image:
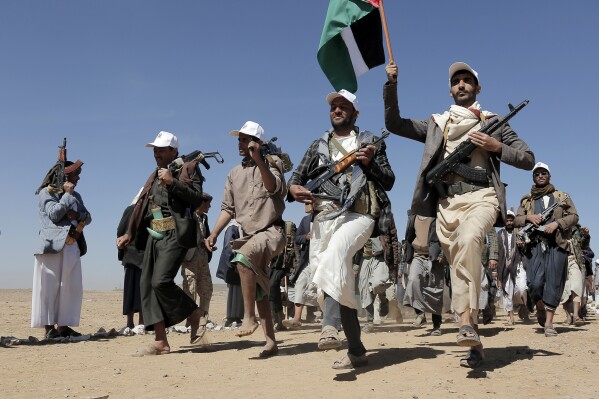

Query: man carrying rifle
<box><xmin>514</xmin><ymin>162</ymin><xmax>578</xmax><ymax>337</ymax></box>
<box><xmin>384</xmin><ymin>62</ymin><xmax>534</xmax><ymax>368</ymax></box>
<box><xmin>116</xmin><ymin>131</ymin><xmax>205</xmax><ymax>355</ymax></box>
<box><xmin>205</xmin><ymin>121</ymin><xmax>286</xmax><ymax>358</ymax></box>
<box><xmin>288</xmin><ymin>90</ymin><xmax>395</xmax><ymax>369</ymax></box>
<box><xmin>33</xmin><ymin>148</ymin><xmax>90</xmax><ymax>339</ymax></box>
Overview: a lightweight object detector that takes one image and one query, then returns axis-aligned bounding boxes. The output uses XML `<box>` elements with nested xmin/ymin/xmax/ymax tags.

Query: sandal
<box><xmin>318</xmin><ymin>325</ymin><xmax>342</xmax><ymax>350</ymax></box>
<box><xmin>460</xmin><ymin>348</ymin><xmax>484</xmax><ymax>368</ymax></box>
<box><xmin>331</xmin><ymin>353</ymin><xmax>368</xmax><ymax>369</ymax></box>
<box><xmin>430</xmin><ymin>328</ymin><xmax>442</xmax><ymax>336</ymax></box>
<box><xmin>190</xmin><ymin>315</ymin><xmax>207</xmax><ymax>344</ymax></box>
<box><xmin>574</xmin><ymin>317</ymin><xmax>585</xmax><ymax>327</ymax></box>
<box><xmin>59</xmin><ymin>327</ymin><xmax>82</xmax><ymax>337</ymax></box>
<box><xmin>456</xmin><ymin>325</ymin><xmax>481</xmax><ymax>347</ymax></box>
<box><xmin>544</xmin><ymin>326</ymin><xmax>558</xmax><ymax>337</ymax></box>
<box><xmin>282</xmin><ymin>319</ymin><xmax>302</xmax><ymax>329</ymax></box>
<box><xmin>44</xmin><ymin>327</ymin><xmax>60</xmax><ymax>339</ymax></box>
<box><xmin>411</xmin><ymin>314</ymin><xmax>426</xmax><ymax>328</ymax></box>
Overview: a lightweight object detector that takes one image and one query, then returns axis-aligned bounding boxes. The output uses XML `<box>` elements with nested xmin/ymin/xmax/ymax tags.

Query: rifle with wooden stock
<box><xmin>305</xmin><ymin>129</ymin><xmax>390</xmax><ymax>193</ymax></box>
<box><xmin>54</xmin><ymin>138</ymin><xmax>67</xmax><ymax>192</ymax></box>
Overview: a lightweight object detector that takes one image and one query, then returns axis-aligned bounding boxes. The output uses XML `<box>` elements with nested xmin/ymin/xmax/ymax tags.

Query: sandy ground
<box><xmin>1</xmin><ymin>286</ymin><xmax>598</xmax><ymax>399</ymax></box>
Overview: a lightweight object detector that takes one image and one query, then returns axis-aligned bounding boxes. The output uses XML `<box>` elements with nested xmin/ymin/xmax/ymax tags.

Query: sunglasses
<box><xmin>533</xmin><ymin>171</ymin><xmax>549</xmax><ymax>177</ymax></box>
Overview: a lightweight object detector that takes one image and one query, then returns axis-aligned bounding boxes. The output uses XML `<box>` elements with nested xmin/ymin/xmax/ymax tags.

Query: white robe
<box><xmin>31</xmin><ymin>242</ymin><xmax>82</xmax><ymax>328</ymax></box>
<box><xmin>311</xmin><ymin>212</ymin><xmax>374</xmax><ymax>309</ymax></box>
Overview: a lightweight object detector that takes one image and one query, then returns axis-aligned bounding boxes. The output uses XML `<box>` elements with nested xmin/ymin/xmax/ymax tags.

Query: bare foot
<box><xmin>133</xmin><ymin>343</ymin><xmax>170</xmax><ymax>357</ymax></box>
<box><xmin>235</xmin><ymin>319</ymin><xmax>260</xmax><ymax>337</ymax></box>
<box><xmin>258</xmin><ymin>341</ymin><xmax>278</xmax><ymax>358</ymax></box>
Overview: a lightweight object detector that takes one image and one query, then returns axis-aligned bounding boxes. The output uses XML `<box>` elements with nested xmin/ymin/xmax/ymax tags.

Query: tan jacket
<box><xmin>384</xmin><ymin>82</ymin><xmax>535</xmax><ymax>227</ymax></box>
<box><xmin>514</xmin><ymin>190</ymin><xmax>578</xmax><ymax>251</ymax></box>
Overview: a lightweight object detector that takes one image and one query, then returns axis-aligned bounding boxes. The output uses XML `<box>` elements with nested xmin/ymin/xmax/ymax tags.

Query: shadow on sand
<box><xmin>333</xmin><ymin>346</ymin><xmax>445</xmax><ymax>381</ymax></box>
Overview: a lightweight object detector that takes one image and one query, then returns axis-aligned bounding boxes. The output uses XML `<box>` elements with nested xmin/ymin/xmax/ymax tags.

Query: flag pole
<box><xmin>378</xmin><ymin>0</ymin><xmax>394</xmax><ymax>63</ymax></box>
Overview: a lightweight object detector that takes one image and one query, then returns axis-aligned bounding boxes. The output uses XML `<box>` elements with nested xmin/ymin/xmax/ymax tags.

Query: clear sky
<box><xmin>1</xmin><ymin>1</ymin><xmax>598</xmax><ymax>290</ymax></box>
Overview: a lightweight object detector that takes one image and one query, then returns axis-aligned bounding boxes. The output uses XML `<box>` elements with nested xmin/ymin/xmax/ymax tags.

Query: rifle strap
<box><xmin>330</xmin><ymin>136</ymin><xmax>350</xmax><ymax>156</ymax></box>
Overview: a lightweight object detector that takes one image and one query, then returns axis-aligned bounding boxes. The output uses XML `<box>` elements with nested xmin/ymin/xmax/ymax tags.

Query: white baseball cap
<box><xmin>326</xmin><ymin>89</ymin><xmax>360</xmax><ymax>112</ymax></box>
<box><xmin>146</xmin><ymin>131</ymin><xmax>178</xmax><ymax>148</ymax></box>
<box><xmin>229</xmin><ymin>121</ymin><xmax>265</xmax><ymax>141</ymax></box>
<box><xmin>532</xmin><ymin>162</ymin><xmax>551</xmax><ymax>174</ymax></box>
<box><xmin>449</xmin><ymin>62</ymin><xmax>479</xmax><ymax>86</ymax></box>
<box><xmin>506</xmin><ymin>209</ymin><xmax>515</xmax><ymax>218</ymax></box>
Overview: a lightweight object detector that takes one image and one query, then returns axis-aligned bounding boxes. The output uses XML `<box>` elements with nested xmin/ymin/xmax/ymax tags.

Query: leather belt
<box><xmin>443</xmin><ymin>181</ymin><xmax>489</xmax><ymax>198</ymax></box>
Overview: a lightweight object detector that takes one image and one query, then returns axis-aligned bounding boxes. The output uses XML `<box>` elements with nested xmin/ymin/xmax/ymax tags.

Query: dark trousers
<box><xmin>226</xmin><ymin>284</ymin><xmax>244</xmax><ymax>320</ymax></box>
<box><xmin>323</xmin><ymin>293</ymin><xmax>365</xmax><ymax>357</ymax></box>
<box><xmin>526</xmin><ymin>242</ymin><xmax>568</xmax><ymax>310</ymax></box>
<box><xmin>269</xmin><ymin>268</ymin><xmax>287</xmax><ymax>313</ymax></box>
<box><xmin>123</xmin><ymin>265</ymin><xmax>142</xmax><ymax>315</ymax></box>
<box><xmin>140</xmin><ymin>231</ymin><xmax>197</xmax><ymax>330</ymax></box>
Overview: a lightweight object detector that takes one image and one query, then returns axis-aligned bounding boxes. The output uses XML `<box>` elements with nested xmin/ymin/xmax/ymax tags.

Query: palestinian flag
<box><xmin>317</xmin><ymin>0</ymin><xmax>385</xmax><ymax>93</ymax></box>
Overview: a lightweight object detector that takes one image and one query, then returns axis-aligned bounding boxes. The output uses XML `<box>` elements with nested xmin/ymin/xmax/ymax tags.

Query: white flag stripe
<box><xmin>340</xmin><ymin>27</ymin><xmax>368</xmax><ymax>77</ymax></box>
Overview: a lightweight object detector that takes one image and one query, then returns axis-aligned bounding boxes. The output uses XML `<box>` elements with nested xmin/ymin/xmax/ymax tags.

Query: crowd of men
<box><xmin>32</xmin><ymin>61</ymin><xmax>595</xmax><ymax>369</ymax></box>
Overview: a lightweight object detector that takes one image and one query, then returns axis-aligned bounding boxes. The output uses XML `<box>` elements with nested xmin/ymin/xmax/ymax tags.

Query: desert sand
<box><xmin>1</xmin><ymin>286</ymin><xmax>598</xmax><ymax>399</ymax></box>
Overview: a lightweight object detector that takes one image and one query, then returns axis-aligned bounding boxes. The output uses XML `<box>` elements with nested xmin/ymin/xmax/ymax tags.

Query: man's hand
<box><xmin>204</xmin><ymin>235</ymin><xmax>218</xmax><ymax>252</ymax></box>
<box><xmin>66</xmin><ymin>210</ymin><xmax>79</xmax><ymax>221</ymax></box>
<box><xmin>63</xmin><ymin>182</ymin><xmax>75</xmax><ymax>194</ymax></box>
<box><xmin>306</xmin><ymin>232</ymin><xmax>312</xmax><ymax>240</ymax></box>
<box><xmin>469</xmin><ymin>131</ymin><xmax>502</xmax><ymax>153</ymax></box>
<box><xmin>248</xmin><ymin>140</ymin><xmax>262</xmax><ymax>163</ymax></box>
<box><xmin>116</xmin><ymin>234</ymin><xmax>130</xmax><ymax>249</ymax></box>
<box><xmin>386</xmin><ymin>62</ymin><xmax>398</xmax><ymax>83</ymax></box>
<box><xmin>526</xmin><ymin>214</ymin><xmax>543</xmax><ymax>225</ymax></box>
<box><xmin>544</xmin><ymin>221</ymin><xmax>559</xmax><ymax>234</ymax></box>
<box><xmin>157</xmin><ymin>168</ymin><xmax>174</xmax><ymax>186</ymax></box>
<box><xmin>356</xmin><ymin>144</ymin><xmax>375</xmax><ymax>167</ymax></box>
<box><xmin>289</xmin><ymin>184</ymin><xmax>313</xmax><ymax>204</ymax></box>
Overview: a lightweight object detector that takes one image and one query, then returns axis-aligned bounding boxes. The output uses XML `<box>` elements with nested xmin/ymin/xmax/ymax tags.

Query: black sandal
<box><xmin>59</xmin><ymin>327</ymin><xmax>82</xmax><ymax>337</ymax></box>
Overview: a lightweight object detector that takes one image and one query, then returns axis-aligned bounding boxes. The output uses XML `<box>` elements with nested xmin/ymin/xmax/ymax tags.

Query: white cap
<box><xmin>449</xmin><ymin>62</ymin><xmax>479</xmax><ymax>86</ymax></box>
<box><xmin>506</xmin><ymin>209</ymin><xmax>515</xmax><ymax>217</ymax></box>
<box><xmin>146</xmin><ymin>131</ymin><xmax>178</xmax><ymax>148</ymax></box>
<box><xmin>595</xmin><ymin>258</ymin><xmax>599</xmax><ymax>265</ymax></box>
<box><xmin>229</xmin><ymin>121</ymin><xmax>265</xmax><ymax>141</ymax></box>
<box><xmin>326</xmin><ymin>89</ymin><xmax>359</xmax><ymax>112</ymax></box>
<box><xmin>532</xmin><ymin>162</ymin><xmax>551</xmax><ymax>174</ymax></box>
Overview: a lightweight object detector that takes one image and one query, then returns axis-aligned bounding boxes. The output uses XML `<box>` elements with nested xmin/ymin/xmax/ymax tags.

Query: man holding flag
<box><xmin>384</xmin><ymin>61</ymin><xmax>535</xmax><ymax>368</ymax></box>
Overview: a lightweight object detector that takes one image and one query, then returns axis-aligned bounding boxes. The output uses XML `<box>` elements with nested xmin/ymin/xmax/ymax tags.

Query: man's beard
<box><xmin>330</xmin><ymin>114</ymin><xmax>354</xmax><ymax>130</ymax></box>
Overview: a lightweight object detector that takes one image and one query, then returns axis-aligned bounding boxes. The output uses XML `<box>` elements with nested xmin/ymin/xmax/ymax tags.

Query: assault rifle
<box><xmin>167</xmin><ymin>150</ymin><xmax>224</xmax><ymax>173</ymax></box>
<box><xmin>425</xmin><ymin>100</ymin><xmax>529</xmax><ymax>187</ymax></box>
<box><xmin>53</xmin><ymin>138</ymin><xmax>67</xmax><ymax>191</ymax></box>
<box><xmin>250</xmin><ymin>136</ymin><xmax>294</xmax><ymax>173</ymax></box>
<box><xmin>518</xmin><ymin>193</ymin><xmax>569</xmax><ymax>244</ymax></box>
<box><xmin>305</xmin><ymin>129</ymin><xmax>390</xmax><ymax>193</ymax></box>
